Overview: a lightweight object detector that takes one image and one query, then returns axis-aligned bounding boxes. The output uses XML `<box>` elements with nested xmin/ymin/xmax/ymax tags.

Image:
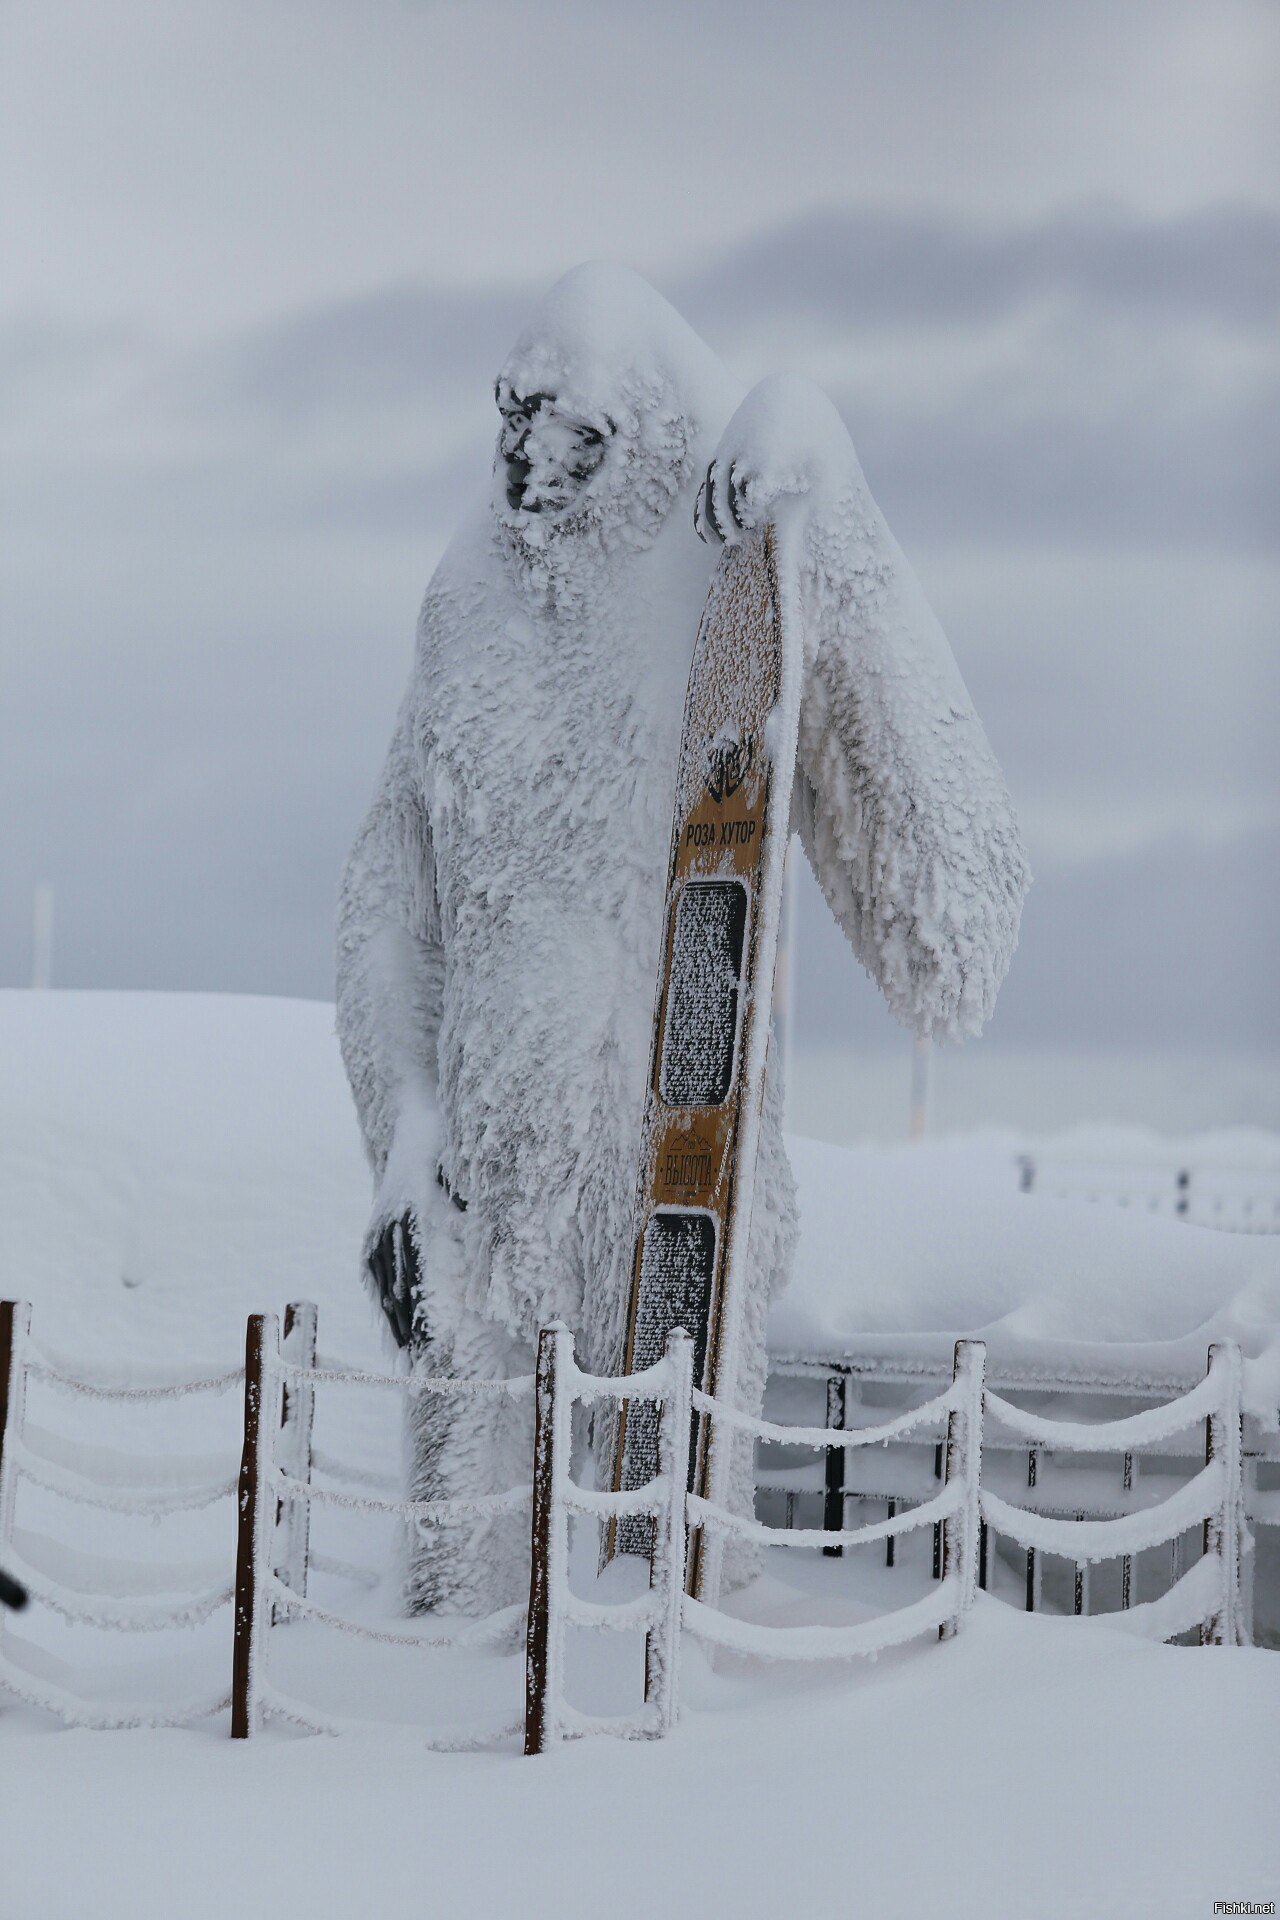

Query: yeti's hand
<box><xmin>366</xmin><ymin>1212</ymin><xmax>421</xmax><ymax>1349</ymax></box>
<box><xmin>695</xmin><ymin>456</ymin><xmax>789</xmax><ymax>546</ymax></box>
<box><xmin>695</xmin><ymin>374</ymin><xmax>853</xmax><ymax>546</ymax></box>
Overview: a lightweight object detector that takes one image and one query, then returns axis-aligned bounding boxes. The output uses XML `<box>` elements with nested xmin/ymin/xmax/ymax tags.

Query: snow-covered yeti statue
<box><xmin>337</xmin><ymin>264</ymin><xmax>1029</xmax><ymax>1614</ymax></box>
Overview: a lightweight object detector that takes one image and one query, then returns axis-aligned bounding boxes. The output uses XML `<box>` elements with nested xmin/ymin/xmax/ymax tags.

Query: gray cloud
<box><xmin>679</xmin><ymin>201</ymin><xmax>1280</xmax><ymax>334</ymax></box>
<box><xmin>2</xmin><ymin>197</ymin><xmax>1275</xmax><ymax>1072</ymax></box>
<box><xmin>793</xmin><ymin>827</ymin><xmax>1280</xmax><ymax>1054</ymax></box>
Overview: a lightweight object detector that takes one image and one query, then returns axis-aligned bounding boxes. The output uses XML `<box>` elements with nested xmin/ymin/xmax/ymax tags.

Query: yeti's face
<box><xmin>494</xmin><ymin>381</ymin><xmax>613</xmax><ymax>517</ymax></box>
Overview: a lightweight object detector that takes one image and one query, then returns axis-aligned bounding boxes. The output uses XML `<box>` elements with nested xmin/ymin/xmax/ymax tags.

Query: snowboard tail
<box><xmin>606</xmin><ymin>523</ymin><xmax>802</xmax><ymax>1598</ymax></box>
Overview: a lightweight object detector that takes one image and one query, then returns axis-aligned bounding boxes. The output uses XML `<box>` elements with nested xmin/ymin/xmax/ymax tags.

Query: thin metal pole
<box><xmin>1025</xmin><ymin>1446</ymin><xmax>1039</xmax><ymax>1612</ymax></box>
<box><xmin>232</xmin><ymin>1313</ymin><xmax>280</xmax><ymax>1738</ymax></box>
<box><xmin>822</xmin><ymin>1374</ymin><xmax>846</xmax><ymax>1557</ymax></box>
<box><xmin>0</xmin><ymin>1302</ymin><xmax>32</xmax><ymax>1570</ymax></box>
<box><xmin>932</xmin><ymin>1441</ymin><xmax>943</xmax><ymax>1579</ymax></box>
<box><xmin>1074</xmin><ymin>1515</ymin><xmax>1086</xmax><ymax>1616</ymax></box>
<box><xmin>524</xmin><ymin>1323</ymin><xmax>570</xmax><ymax>1754</ymax></box>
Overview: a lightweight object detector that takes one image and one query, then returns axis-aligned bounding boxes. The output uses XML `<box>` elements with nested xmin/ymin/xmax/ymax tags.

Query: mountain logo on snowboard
<box><xmin>704</xmin><ymin>728</ymin><xmax>753</xmax><ymax>804</ymax></box>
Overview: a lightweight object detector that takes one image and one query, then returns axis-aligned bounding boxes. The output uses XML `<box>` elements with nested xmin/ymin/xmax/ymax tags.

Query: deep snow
<box><xmin>1</xmin><ymin>990</ymin><xmax>1277</xmax><ymax>1919</ymax></box>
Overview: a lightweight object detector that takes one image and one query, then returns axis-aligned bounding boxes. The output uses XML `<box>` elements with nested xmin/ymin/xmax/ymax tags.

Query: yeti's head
<box><xmin>491</xmin><ymin>265</ymin><xmax>739</xmax><ymax>590</ymax></box>
<box><xmin>493</xmin><ymin>381</ymin><xmax>614</xmax><ymax>519</ymax></box>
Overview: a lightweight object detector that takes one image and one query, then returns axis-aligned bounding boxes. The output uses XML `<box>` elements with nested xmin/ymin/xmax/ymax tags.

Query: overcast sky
<box><xmin>2</xmin><ymin>0</ymin><xmax>1277</xmax><ymax>1066</ymax></box>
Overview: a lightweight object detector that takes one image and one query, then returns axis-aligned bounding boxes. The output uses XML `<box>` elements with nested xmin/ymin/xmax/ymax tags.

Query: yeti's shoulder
<box><xmin>415</xmin><ymin>502</ymin><xmax>512</xmax><ymax>644</ymax></box>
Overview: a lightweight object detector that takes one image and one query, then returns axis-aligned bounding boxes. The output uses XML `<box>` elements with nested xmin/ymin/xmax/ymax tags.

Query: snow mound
<box><xmin>2</xmin><ymin>990</ymin><xmax>1277</xmax><ymax>1414</ymax></box>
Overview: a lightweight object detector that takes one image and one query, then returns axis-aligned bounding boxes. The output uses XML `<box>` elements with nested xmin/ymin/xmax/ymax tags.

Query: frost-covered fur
<box><xmin>336</xmin><ymin>272</ymin><xmax>1027</xmax><ymax>1614</ymax></box>
<box><xmin>706</xmin><ymin>375</ymin><xmax>1030</xmax><ymax>1040</ymax></box>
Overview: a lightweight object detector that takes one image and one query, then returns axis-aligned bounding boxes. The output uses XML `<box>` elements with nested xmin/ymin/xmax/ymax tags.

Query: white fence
<box><xmin>763</xmin><ymin>1340</ymin><xmax>1257</xmax><ymax>1647</ymax></box>
<box><xmin>683</xmin><ymin>1341</ymin><xmax>984</xmax><ymax>1661</ymax></box>
<box><xmin>1016</xmin><ymin>1152</ymin><xmax>1280</xmax><ymax>1234</ymax></box>
<box><xmin>0</xmin><ymin>1299</ymin><xmax>1255</xmax><ymax>1750</ymax></box>
<box><xmin>234</xmin><ymin>1308</ymin><xmax>535</xmax><ymax>1747</ymax></box>
<box><xmin>980</xmin><ymin>1343</ymin><xmax>1246</xmax><ymax>1646</ymax></box>
<box><xmin>0</xmin><ymin>1297</ymin><xmax>243</xmax><ymax>1728</ymax></box>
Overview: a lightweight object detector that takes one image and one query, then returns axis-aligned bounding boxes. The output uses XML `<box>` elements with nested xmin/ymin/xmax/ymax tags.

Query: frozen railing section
<box><xmin>684</xmin><ymin>1341</ymin><xmax>986</xmax><ymax>1661</ymax></box>
<box><xmin>235</xmin><ymin>1311</ymin><xmax>534</xmax><ymax>1747</ymax></box>
<box><xmin>980</xmin><ymin>1342</ymin><xmax>1247</xmax><ymax>1645</ymax></box>
<box><xmin>1016</xmin><ymin>1152</ymin><xmax>1280</xmax><ymax>1234</ymax></box>
<box><xmin>764</xmin><ymin>1335</ymin><xmax>1272</xmax><ymax>1641</ymax></box>
<box><xmin>0</xmin><ymin>1296</ymin><xmax>262</xmax><ymax>1729</ymax></box>
<box><xmin>523</xmin><ymin>1322</ymin><xmax>692</xmax><ymax>1754</ymax></box>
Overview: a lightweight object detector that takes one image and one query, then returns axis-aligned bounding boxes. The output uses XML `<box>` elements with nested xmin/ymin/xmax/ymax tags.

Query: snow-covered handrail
<box><xmin>268</xmin><ymin>1577</ymin><xmax>524</xmax><ymax>1650</ymax></box>
<box><xmin>309</xmin><ymin>1446</ymin><xmax>399</xmax><ymax>1493</ymax></box>
<box><xmin>11</xmin><ymin>1441</ymin><xmax>236</xmax><ymax>1516</ymax></box>
<box><xmin>271</xmin><ymin>1465</ymin><xmax>530</xmax><ymax>1524</ymax></box>
<box><xmin>689</xmin><ymin>1480</ymin><xmax>962</xmax><ymax>1553</ymax></box>
<box><xmin>561</xmin><ymin>1589</ymin><xmax>662</xmax><ymax>1633</ymax></box>
<box><xmin>560</xmin><ymin>1478</ymin><xmax>668</xmax><ymax>1521</ymax></box>
<box><xmin>0</xmin><ymin>1654</ymin><xmax>231</xmax><ymax>1732</ymax></box>
<box><xmin>21</xmin><ymin>1421</ymin><xmax>232</xmax><ymax>1494</ymax></box>
<box><xmin>261</xmin><ymin>1688</ymin><xmax>523</xmax><ymax>1750</ymax></box>
<box><xmin>22</xmin><ymin>1356</ymin><xmax>244</xmax><ymax>1400</ymax></box>
<box><xmin>11</xmin><ymin>1527</ymin><xmax>228</xmax><ymax>1602</ymax></box>
<box><xmin>983</xmin><ymin>1368</ymin><xmax>1224</xmax><ymax>1451</ymax></box>
<box><xmin>279</xmin><ymin>1354</ymin><xmax>534</xmax><ymax>1398</ymax></box>
<box><xmin>978</xmin><ymin>1342</ymin><xmax>1245</xmax><ymax>1645</ymax></box>
<box><xmin>686</xmin><ymin>1340</ymin><xmax>987</xmax><ymax>1666</ymax></box>
<box><xmin>555</xmin><ymin>1702</ymin><xmax>664</xmax><ymax>1743</ymax></box>
<box><xmin>691</xmin><ymin>1380</ymin><xmax>958</xmax><ymax>1450</ymax></box>
<box><xmin>980</xmin><ymin>1462</ymin><xmax>1224</xmax><ymax>1563</ymax></box>
<box><xmin>3</xmin><ymin>1559</ymin><xmax>233</xmax><ymax>1632</ymax></box>
<box><xmin>1096</xmin><ymin>1555</ymin><xmax>1222</xmax><ymax>1644</ymax></box>
<box><xmin>307</xmin><ymin>1551</ymin><xmax>380</xmax><ymax>1590</ymax></box>
<box><xmin>683</xmin><ymin>1576</ymin><xmax>962</xmax><ymax>1660</ymax></box>
<box><xmin>565</xmin><ymin>1353</ymin><xmax>677</xmax><ymax>1406</ymax></box>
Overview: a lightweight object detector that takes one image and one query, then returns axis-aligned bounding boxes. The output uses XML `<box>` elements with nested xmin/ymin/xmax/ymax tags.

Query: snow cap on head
<box><xmin>492</xmin><ymin>264</ymin><xmax>739</xmax><ymax>563</ymax></box>
<box><xmin>498</xmin><ymin>262</ymin><xmax>734</xmax><ymax>436</ymax></box>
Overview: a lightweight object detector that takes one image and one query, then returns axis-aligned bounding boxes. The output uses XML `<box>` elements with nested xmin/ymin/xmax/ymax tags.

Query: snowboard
<box><xmin>606</xmin><ymin>521</ymin><xmax>803</xmax><ymax>1598</ymax></box>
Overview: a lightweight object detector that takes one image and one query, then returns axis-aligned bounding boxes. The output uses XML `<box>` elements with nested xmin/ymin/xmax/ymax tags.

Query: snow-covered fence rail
<box><xmin>980</xmin><ymin>1342</ymin><xmax>1246</xmax><ymax>1645</ymax></box>
<box><xmin>523</xmin><ymin>1322</ymin><xmax>692</xmax><ymax>1753</ymax></box>
<box><xmin>684</xmin><ymin>1341</ymin><xmax>985</xmax><ymax>1661</ymax></box>
<box><xmin>1016</xmin><ymin>1152</ymin><xmax>1280</xmax><ymax>1234</ymax></box>
<box><xmin>0</xmin><ymin>1296</ymin><xmax>284</xmax><ymax>1729</ymax></box>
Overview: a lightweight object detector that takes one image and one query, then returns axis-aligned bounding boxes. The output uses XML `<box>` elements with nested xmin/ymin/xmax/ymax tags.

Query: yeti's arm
<box><xmin>699</xmin><ymin>375</ymin><xmax>1029</xmax><ymax>1040</ymax></box>
<box><xmin>337</xmin><ymin>695</ymin><xmax>444</xmax><ymax>1340</ymax></box>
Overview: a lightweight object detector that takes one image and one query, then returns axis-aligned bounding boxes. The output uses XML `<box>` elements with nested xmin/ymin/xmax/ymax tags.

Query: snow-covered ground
<box><xmin>2</xmin><ymin>991</ymin><xmax>1277</xmax><ymax>1918</ymax></box>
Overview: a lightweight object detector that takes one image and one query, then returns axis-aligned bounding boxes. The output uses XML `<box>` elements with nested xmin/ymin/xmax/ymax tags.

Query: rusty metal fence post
<box><xmin>231</xmin><ymin>1312</ymin><xmax>281</xmax><ymax>1737</ymax></box>
<box><xmin>524</xmin><ymin>1322</ymin><xmax>571</xmax><ymax>1754</ymax></box>
<box><xmin>822</xmin><ymin>1373</ymin><xmax>846</xmax><ymax>1557</ymax></box>
<box><xmin>0</xmin><ymin>1302</ymin><xmax>32</xmax><ymax>1587</ymax></box>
